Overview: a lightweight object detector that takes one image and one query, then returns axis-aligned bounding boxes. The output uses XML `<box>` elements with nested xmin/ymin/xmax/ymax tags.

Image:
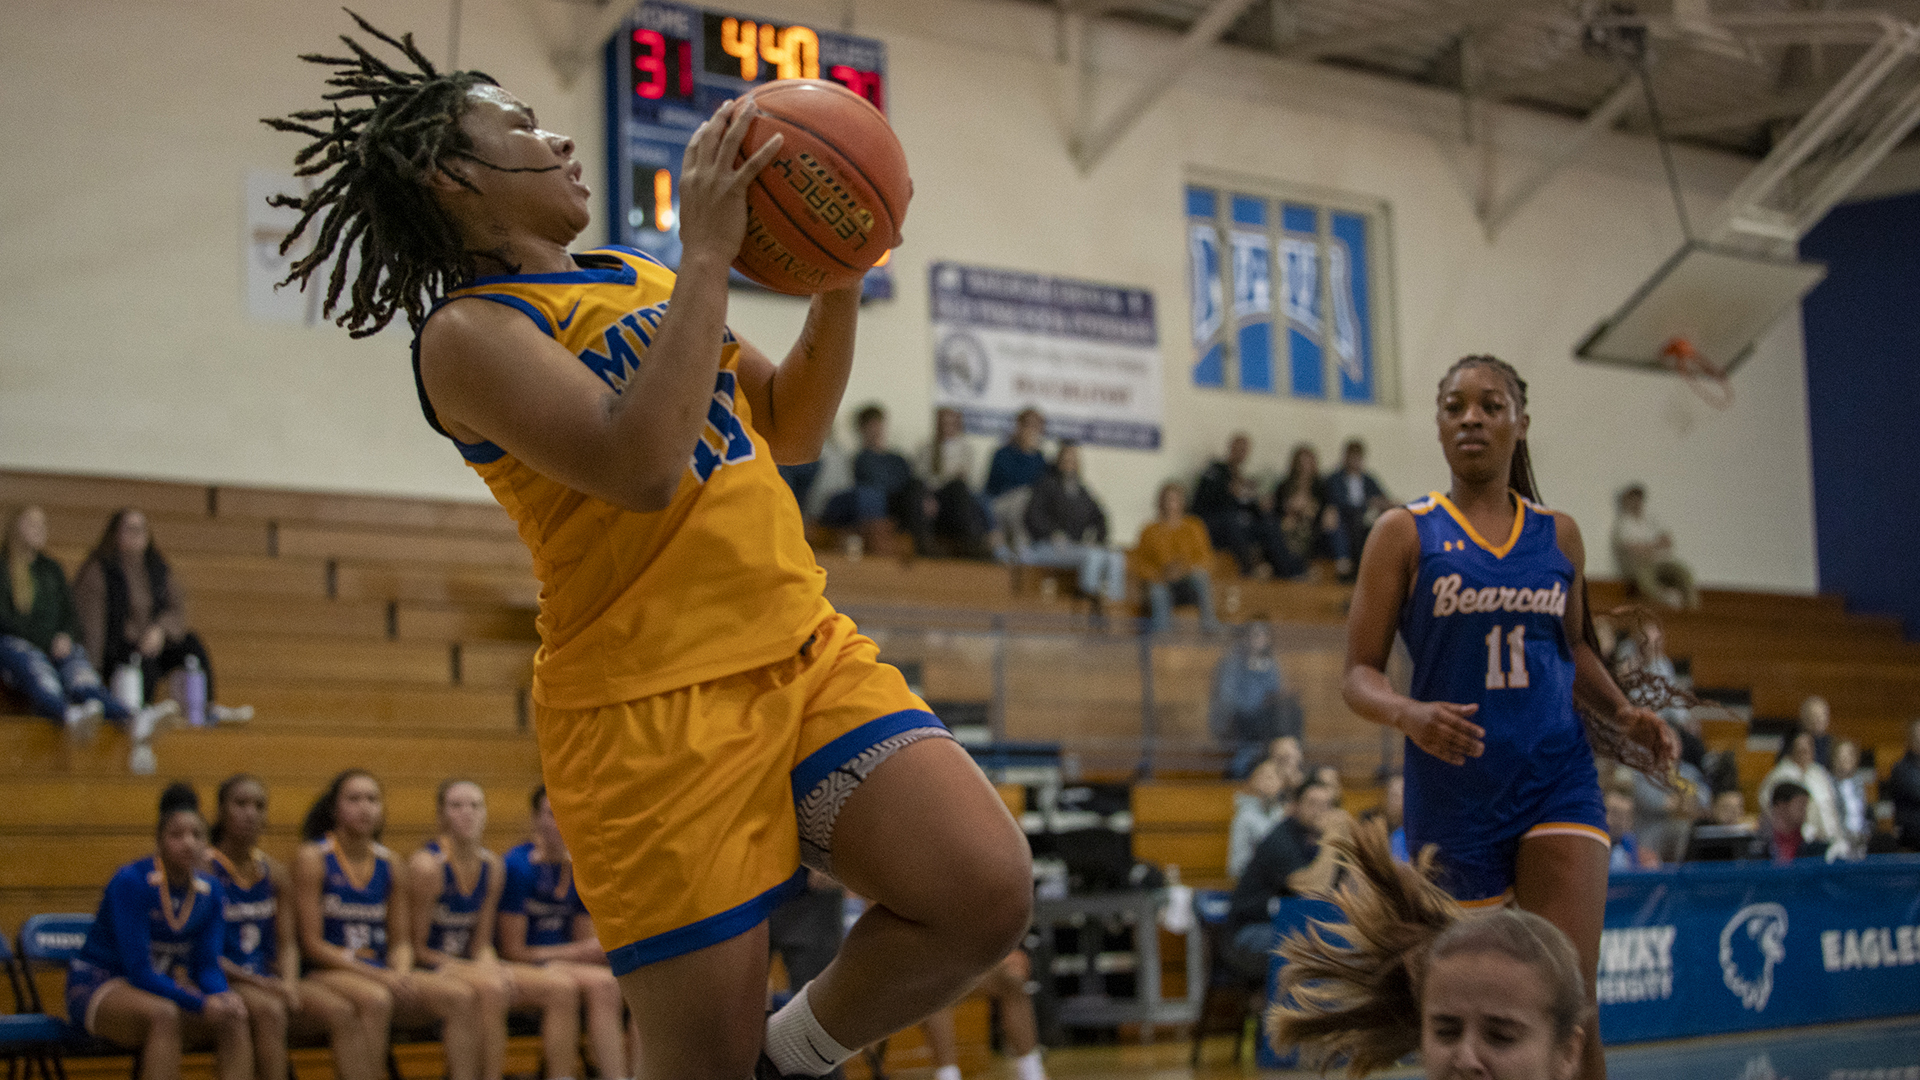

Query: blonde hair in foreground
<box><xmin>1264</xmin><ymin>821</ymin><xmax>1589</xmax><ymax>1076</ymax></box>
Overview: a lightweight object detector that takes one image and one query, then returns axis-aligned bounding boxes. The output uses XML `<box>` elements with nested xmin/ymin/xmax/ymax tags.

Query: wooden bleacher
<box><xmin>4</xmin><ymin>468</ymin><xmax>1917</xmax><ymax>1075</ymax></box>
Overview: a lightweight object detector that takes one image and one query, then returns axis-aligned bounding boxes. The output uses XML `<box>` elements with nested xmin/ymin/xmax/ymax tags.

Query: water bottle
<box><xmin>110</xmin><ymin>664</ymin><xmax>143</xmax><ymax>713</ymax></box>
<box><xmin>180</xmin><ymin>656</ymin><xmax>208</xmax><ymax>727</ymax></box>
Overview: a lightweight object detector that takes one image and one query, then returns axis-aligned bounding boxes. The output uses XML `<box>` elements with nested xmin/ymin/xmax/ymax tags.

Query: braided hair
<box><xmin>262</xmin><ymin>11</ymin><xmax>501</xmax><ymax>337</ymax></box>
<box><xmin>1438</xmin><ymin>355</ymin><xmax>1674</xmax><ymax>781</ymax></box>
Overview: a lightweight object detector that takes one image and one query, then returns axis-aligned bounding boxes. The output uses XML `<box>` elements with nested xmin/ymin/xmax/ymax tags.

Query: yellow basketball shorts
<box><xmin>533</xmin><ymin>612</ymin><xmax>949</xmax><ymax>975</ymax></box>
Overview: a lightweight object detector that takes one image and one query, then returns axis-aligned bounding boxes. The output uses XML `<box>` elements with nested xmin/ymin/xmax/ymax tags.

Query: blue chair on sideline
<box><xmin>1</xmin><ymin>928</ymin><xmax>69</xmax><ymax>1080</ymax></box>
<box><xmin>16</xmin><ymin>915</ymin><xmax>138</xmax><ymax>1080</ymax></box>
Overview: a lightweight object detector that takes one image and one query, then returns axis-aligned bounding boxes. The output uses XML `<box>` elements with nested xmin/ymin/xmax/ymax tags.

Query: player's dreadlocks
<box><xmin>1439</xmin><ymin>354</ymin><xmax>1676</xmax><ymax>781</ymax></box>
<box><xmin>262</xmin><ymin>11</ymin><xmax>499</xmax><ymax>337</ymax></box>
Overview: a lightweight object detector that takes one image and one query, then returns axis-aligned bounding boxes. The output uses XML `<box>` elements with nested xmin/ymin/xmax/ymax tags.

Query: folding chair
<box><xmin>16</xmin><ymin>916</ymin><xmax>138</xmax><ymax>1080</ymax></box>
<box><xmin>0</xmin><ymin>929</ymin><xmax>68</xmax><ymax>1080</ymax></box>
<box><xmin>1188</xmin><ymin>889</ymin><xmax>1265</xmax><ymax>1066</ymax></box>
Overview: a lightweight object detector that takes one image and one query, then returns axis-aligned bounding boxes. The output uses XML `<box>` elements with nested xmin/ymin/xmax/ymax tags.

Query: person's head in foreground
<box><xmin>1267</xmin><ymin>821</ymin><xmax>1587</xmax><ymax>1080</ymax></box>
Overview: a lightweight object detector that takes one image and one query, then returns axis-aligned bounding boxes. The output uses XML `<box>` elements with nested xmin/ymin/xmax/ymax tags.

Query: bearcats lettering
<box><xmin>1433</xmin><ymin>574</ymin><xmax>1566</xmax><ymax>618</ymax></box>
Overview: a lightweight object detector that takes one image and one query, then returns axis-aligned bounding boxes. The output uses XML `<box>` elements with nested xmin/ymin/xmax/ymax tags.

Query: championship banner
<box><xmin>929</xmin><ymin>262</ymin><xmax>1163</xmax><ymax>450</ymax></box>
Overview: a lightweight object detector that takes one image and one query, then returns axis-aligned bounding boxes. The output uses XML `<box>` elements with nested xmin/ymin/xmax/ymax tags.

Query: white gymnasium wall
<box><xmin>0</xmin><ymin>0</ymin><xmax>1816</xmax><ymax>591</ymax></box>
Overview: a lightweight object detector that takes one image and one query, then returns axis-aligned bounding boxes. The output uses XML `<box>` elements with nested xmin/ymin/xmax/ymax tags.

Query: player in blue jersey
<box><xmin>497</xmin><ymin>785</ymin><xmax>634</xmax><ymax>1080</ymax></box>
<box><xmin>408</xmin><ymin>779</ymin><xmax>585</xmax><ymax>1080</ymax></box>
<box><xmin>291</xmin><ymin>770</ymin><xmax>484</xmax><ymax>1080</ymax></box>
<box><xmin>68</xmin><ymin>783</ymin><xmax>253</xmax><ymax>1080</ymax></box>
<box><xmin>207</xmin><ymin>774</ymin><xmax>379</xmax><ymax>1080</ymax></box>
<box><xmin>1341</xmin><ymin>355</ymin><xmax>1677</xmax><ymax>1080</ymax></box>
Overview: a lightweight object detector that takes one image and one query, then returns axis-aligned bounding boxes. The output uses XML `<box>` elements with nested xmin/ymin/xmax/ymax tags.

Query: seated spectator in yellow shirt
<box><xmin>1131</xmin><ymin>483</ymin><xmax>1222</xmax><ymax>634</ymax></box>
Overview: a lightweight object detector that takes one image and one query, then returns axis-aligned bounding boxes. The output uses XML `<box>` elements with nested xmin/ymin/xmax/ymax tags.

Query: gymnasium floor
<box><xmin>935</xmin><ymin>1016</ymin><xmax>1920</xmax><ymax>1077</ymax></box>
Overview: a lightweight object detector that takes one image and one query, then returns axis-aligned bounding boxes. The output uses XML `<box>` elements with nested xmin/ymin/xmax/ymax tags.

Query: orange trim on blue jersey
<box><xmin>1522</xmin><ymin>822</ymin><xmax>1611</xmax><ymax>849</ymax></box>
<box><xmin>1429</xmin><ymin>490</ymin><xmax>1529</xmax><ymax>559</ymax></box>
<box><xmin>1458</xmin><ymin>890</ymin><xmax>1514</xmax><ymax>910</ymax></box>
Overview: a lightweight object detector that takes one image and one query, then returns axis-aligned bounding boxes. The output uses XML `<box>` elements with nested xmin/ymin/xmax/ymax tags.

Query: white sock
<box><xmin>763</xmin><ymin>984</ymin><xmax>857</xmax><ymax>1077</ymax></box>
<box><xmin>1014</xmin><ymin>1048</ymin><xmax>1046</xmax><ymax>1080</ymax></box>
<box><xmin>933</xmin><ymin>1066</ymin><xmax>963</xmax><ymax>1080</ymax></box>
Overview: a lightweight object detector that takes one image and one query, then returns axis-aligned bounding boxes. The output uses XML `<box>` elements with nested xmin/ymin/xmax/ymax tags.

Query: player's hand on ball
<box><xmin>1397</xmin><ymin>700</ymin><xmax>1485</xmax><ymax>766</ymax></box>
<box><xmin>677</xmin><ymin>99</ymin><xmax>783</xmax><ymax>268</ymax></box>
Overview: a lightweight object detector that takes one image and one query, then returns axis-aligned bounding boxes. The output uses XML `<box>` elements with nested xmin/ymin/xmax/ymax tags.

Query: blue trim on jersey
<box><xmin>466</xmin><ymin>253</ymin><xmax>637</xmax><ymax>289</ymax></box>
<box><xmin>599</xmin><ymin>244</ymin><xmax>668</xmax><ymax>268</ymax></box>
<box><xmin>468</xmin><ymin>293</ymin><xmax>554</xmax><ymax>337</ymax></box>
<box><xmin>789</xmin><ymin>709</ymin><xmax>945</xmax><ymax>805</ymax></box>
<box><xmin>603</xmin><ymin>868</ymin><xmax>806</xmax><ymax>975</ymax></box>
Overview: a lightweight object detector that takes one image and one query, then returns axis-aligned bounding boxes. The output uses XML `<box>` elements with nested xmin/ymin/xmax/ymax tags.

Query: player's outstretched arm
<box><xmin>419</xmin><ymin>99</ymin><xmax>784</xmax><ymax>513</ymax></box>
<box><xmin>1343</xmin><ymin>508</ymin><xmax>1485</xmax><ymax>766</ymax></box>
<box><xmin>734</xmin><ymin>283</ymin><xmax>862</xmax><ymax>465</ymax></box>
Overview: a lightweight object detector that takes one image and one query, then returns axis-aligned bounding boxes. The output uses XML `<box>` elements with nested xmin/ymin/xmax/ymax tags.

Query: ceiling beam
<box><xmin>1482</xmin><ymin>76</ymin><xmax>1641</xmax><ymax>236</ymax></box>
<box><xmin>1272</xmin><ymin>0</ymin><xmax>1562</xmax><ymax>62</ymax></box>
<box><xmin>1069</xmin><ymin>0</ymin><xmax>1262</xmax><ymax>171</ymax></box>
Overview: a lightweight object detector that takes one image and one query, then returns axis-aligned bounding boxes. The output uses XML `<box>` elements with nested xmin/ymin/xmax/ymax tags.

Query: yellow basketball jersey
<box><xmin>414</xmin><ymin>246</ymin><xmax>832</xmax><ymax>708</ymax></box>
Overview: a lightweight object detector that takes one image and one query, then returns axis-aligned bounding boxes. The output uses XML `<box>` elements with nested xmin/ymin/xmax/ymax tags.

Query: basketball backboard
<box><xmin>1574</xmin><ymin>242</ymin><xmax>1827</xmax><ymax>376</ymax></box>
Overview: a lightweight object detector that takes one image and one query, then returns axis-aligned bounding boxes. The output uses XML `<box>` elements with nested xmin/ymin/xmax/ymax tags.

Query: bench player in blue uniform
<box><xmin>409</xmin><ymin>780</ymin><xmax>585</xmax><ymax>1080</ymax></box>
<box><xmin>291</xmin><ymin>770</ymin><xmax>484</xmax><ymax>1080</ymax></box>
<box><xmin>207</xmin><ymin>774</ymin><xmax>377</xmax><ymax>1080</ymax></box>
<box><xmin>1341</xmin><ymin>355</ymin><xmax>1677</xmax><ymax>1080</ymax></box>
<box><xmin>67</xmin><ymin>783</ymin><xmax>252</xmax><ymax>1080</ymax></box>
<box><xmin>497</xmin><ymin>785</ymin><xmax>634</xmax><ymax>1080</ymax></box>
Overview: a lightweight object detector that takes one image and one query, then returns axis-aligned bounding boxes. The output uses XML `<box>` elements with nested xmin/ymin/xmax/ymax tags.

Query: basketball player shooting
<box><xmin>265</xmin><ymin>15</ymin><xmax>1032</xmax><ymax>1079</ymax></box>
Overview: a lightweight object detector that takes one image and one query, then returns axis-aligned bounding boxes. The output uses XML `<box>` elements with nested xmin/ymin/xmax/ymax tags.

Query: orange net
<box><xmin>1659</xmin><ymin>336</ymin><xmax>1734</xmax><ymax>409</ymax></box>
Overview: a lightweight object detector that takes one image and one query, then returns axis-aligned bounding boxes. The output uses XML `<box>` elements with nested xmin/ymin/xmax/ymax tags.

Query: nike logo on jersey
<box><xmin>1431</xmin><ymin>574</ymin><xmax>1566</xmax><ymax>618</ymax></box>
<box><xmin>556</xmin><ymin>299</ymin><xmax>582</xmax><ymax>330</ymax></box>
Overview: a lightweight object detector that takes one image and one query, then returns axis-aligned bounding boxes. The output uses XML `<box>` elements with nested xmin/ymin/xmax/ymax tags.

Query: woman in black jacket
<box><xmin>1019</xmin><ymin>442</ymin><xmax>1127</xmax><ymax>612</ymax></box>
<box><xmin>0</xmin><ymin>505</ymin><xmax>154</xmax><ymax>736</ymax></box>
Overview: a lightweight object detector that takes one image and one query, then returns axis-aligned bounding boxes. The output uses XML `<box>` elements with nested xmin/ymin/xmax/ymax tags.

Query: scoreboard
<box><xmin>604</xmin><ymin>2</ymin><xmax>893</xmax><ymax>297</ymax></box>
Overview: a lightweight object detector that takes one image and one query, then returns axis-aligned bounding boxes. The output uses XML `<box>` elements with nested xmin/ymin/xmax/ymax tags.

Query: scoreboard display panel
<box><xmin>605</xmin><ymin>2</ymin><xmax>893</xmax><ymax>298</ymax></box>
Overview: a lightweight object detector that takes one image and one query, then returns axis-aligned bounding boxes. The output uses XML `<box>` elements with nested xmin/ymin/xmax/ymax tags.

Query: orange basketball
<box><xmin>733</xmin><ymin>79</ymin><xmax>911</xmax><ymax>295</ymax></box>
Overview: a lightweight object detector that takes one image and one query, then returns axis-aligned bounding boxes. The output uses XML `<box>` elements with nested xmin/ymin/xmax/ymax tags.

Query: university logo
<box><xmin>1720</xmin><ymin>902</ymin><xmax>1789</xmax><ymax>1011</ymax></box>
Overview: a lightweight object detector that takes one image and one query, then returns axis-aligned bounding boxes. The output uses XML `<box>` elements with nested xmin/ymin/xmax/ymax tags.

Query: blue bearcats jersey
<box><xmin>500</xmin><ymin>842</ymin><xmax>585</xmax><ymax>949</ymax></box>
<box><xmin>207</xmin><ymin>850</ymin><xmax>277</xmax><ymax>977</ymax></box>
<box><xmin>1398</xmin><ymin>492</ymin><xmax>1593</xmax><ymax>856</ymax></box>
<box><xmin>422</xmin><ymin>840</ymin><xmax>489</xmax><ymax>960</ymax></box>
<box><xmin>319</xmin><ymin>838</ymin><xmax>392</xmax><ymax>967</ymax></box>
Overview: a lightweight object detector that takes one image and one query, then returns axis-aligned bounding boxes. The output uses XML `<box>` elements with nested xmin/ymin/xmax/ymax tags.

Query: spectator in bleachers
<box><xmin>68</xmin><ymin>782</ymin><xmax>254</xmax><ymax>1080</ymax></box>
<box><xmin>1223</xmin><ymin>778</ymin><xmax>1349</xmax><ymax>980</ymax></box>
<box><xmin>1758</xmin><ymin>728</ymin><xmax>1850</xmax><ymax>858</ymax></box>
<box><xmin>1131</xmin><ymin>483</ymin><xmax>1221</xmax><ymax>634</ymax></box>
<box><xmin>1609</xmin><ymin>485</ymin><xmax>1699</xmax><ymax>610</ymax></box>
<box><xmin>1209</xmin><ymin>619</ymin><xmax>1304</xmax><ymax>778</ymax></box>
<box><xmin>1228</xmin><ymin>757</ymin><xmax>1290</xmax><ymax>881</ymax></box>
<box><xmin>1829</xmin><ymin>740</ymin><xmax>1872</xmax><ymax>854</ymax></box>
<box><xmin>1798</xmin><ymin>695</ymin><xmax>1835</xmax><ymax>769</ymax></box>
<box><xmin>1604</xmin><ymin>788</ymin><xmax>1656</xmax><ymax>871</ymax></box>
<box><xmin>73</xmin><ymin>508</ymin><xmax>251</xmax><ymax>726</ymax></box>
<box><xmin>1710</xmin><ymin>790</ymin><xmax>1750</xmax><ymax>829</ymax></box>
<box><xmin>778</xmin><ymin>431</ymin><xmax>851</xmax><ymax>528</ymax></box>
<box><xmin>820</xmin><ymin>405</ymin><xmax>933</xmax><ymax>559</ymax></box>
<box><xmin>207</xmin><ymin>774</ymin><xmax>380</xmax><ymax>1080</ymax></box>
<box><xmin>1320</xmin><ymin>439</ymin><xmax>1390</xmax><ymax>581</ymax></box>
<box><xmin>1312</xmin><ymin>764</ymin><xmax>1345</xmax><ymax>808</ymax></box>
<box><xmin>1752</xmin><ymin>781</ymin><xmax>1830</xmax><ymax>863</ymax></box>
<box><xmin>2</xmin><ymin>505</ymin><xmax>169</xmax><ymax>742</ymax></box>
<box><xmin>914</xmin><ymin>407</ymin><xmax>992</xmax><ymax>559</ymax></box>
<box><xmin>1267</xmin><ymin>735</ymin><xmax>1306</xmax><ymax>790</ymax></box>
<box><xmin>497</xmin><ymin>786</ymin><xmax>635</xmax><ymax>1080</ymax></box>
<box><xmin>1272</xmin><ymin>444</ymin><xmax>1327</xmax><ymax>572</ymax></box>
<box><xmin>293</xmin><ymin>770</ymin><xmax>484</xmax><ymax>1080</ymax></box>
<box><xmin>984</xmin><ymin>407</ymin><xmax>1049</xmax><ymax>562</ymax></box>
<box><xmin>1891</xmin><ymin>719</ymin><xmax>1920</xmax><ymax>853</ymax></box>
<box><xmin>1193</xmin><ymin>433</ymin><xmax>1301</xmax><ymax>579</ymax></box>
<box><xmin>1019</xmin><ymin>442</ymin><xmax>1127</xmax><ymax>615</ymax></box>
<box><xmin>410</xmin><ymin>780</ymin><xmax>584</xmax><ymax>1080</ymax></box>
<box><xmin>917</xmin><ymin>951</ymin><xmax>1048</xmax><ymax>1080</ymax></box>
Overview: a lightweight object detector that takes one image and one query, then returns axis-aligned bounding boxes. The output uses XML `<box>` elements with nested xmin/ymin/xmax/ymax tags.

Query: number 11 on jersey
<box><xmin>1485</xmin><ymin>624</ymin><xmax>1530</xmax><ymax>690</ymax></box>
